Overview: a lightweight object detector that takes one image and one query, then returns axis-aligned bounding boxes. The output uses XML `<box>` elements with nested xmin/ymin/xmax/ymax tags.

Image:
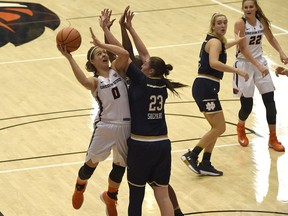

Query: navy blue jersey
<box><xmin>198</xmin><ymin>34</ymin><xmax>227</xmax><ymax>80</ymax></box>
<box><xmin>126</xmin><ymin>62</ymin><xmax>168</xmax><ymax>137</ymax></box>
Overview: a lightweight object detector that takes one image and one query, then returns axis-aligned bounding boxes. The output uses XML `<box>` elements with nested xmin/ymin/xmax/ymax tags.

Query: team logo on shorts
<box><xmin>0</xmin><ymin>2</ymin><xmax>60</xmax><ymax>47</ymax></box>
<box><xmin>206</xmin><ymin>101</ymin><xmax>216</xmax><ymax>111</ymax></box>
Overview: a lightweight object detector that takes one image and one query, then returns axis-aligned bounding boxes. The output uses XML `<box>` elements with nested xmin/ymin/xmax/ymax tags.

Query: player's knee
<box><xmin>219</xmin><ymin>124</ymin><xmax>226</xmax><ymax>135</ymax></box>
<box><xmin>265</xmin><ymin>102</ymin><xmax>277</xmax><ymax>124</ymax></box>
<box><xmin>262</xmin><ymin>92</ymin><xmax>277</xmax><ymax>124</ymax></box>
<box><xmin>78</xmin><ymin>163</ymin><xmax>96</xmax><ymax>180</ymax></box>
<box><xmin>109</xmin><ymin>163</ymin><xmax>125</xmax><ymax>183</ymax></box>
<box><xmin>238</xmin><ymin>97</ymin><xmax>253</xmax><ymax>121</ymax></box>
<box><xmin>215</xmin><ymin>122</ymin><xmax>226</xmax><ymax>136</ymax></box>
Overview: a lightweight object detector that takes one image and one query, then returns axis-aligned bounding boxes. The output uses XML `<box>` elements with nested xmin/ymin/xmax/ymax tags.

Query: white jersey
<box><xmin>92</xmin><ymin>69</ymin><xmax>130</xmax><ymax>123</ymax></box>
<box><xmin>233</xmin><ymin>18</ymin><xmax>275</xmax><ymax>98</ymax></box>
<box><xmin>236</xmin><ymin>18</ymin><xmax>264</xmax><ymax>59</ymax></box>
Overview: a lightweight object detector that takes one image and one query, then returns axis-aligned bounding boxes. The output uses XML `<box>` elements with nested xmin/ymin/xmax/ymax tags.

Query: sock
<box><xmin>191</xmin><ymin>146</ymin><xmax>203</xmax><ymax>157</ymax></box>
<box><xmin>174</xmin><ymin>207</ymin><xmax>184</xmax><ymax>216</ymax></box>
<box><xmin>269</xmin><ymin>130</ymin><xmax>276</xmax><ymax>137</ymax></box>
<box><xmin>202</xmin><ymin>152</ymin><xmax>211</xmax><ymax>161</ymax></box>
<box><xmin>107</xmin><ymin>186</ymin><xmax>118</xmax><ymax>200</ymax></box>
<box><xmin>75</xmin><ymin>182</ymin><xmax>86</xmax><ymax>191</ymax></box>
<box><xmin>237</xmin><ymin>122</ymin><xmax>245</xmax><ymax>127</ymax></box>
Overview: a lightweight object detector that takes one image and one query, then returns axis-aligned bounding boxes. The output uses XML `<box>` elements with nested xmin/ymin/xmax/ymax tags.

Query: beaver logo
<box><xmin>0</xmin><ymin>2</ymin><xmax>60</xmax><ymax>47</ymax></box>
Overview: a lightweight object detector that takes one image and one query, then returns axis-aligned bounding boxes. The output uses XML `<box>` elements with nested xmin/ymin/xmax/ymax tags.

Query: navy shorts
<box><xmin>127</xmin><ymin>138</ymin><xmax>171</xmax><ymax>187</ymax></box>
<box><xmin>192</xmin><ymin>77</ymin><xmax>222</xmax><ymax>113</ymax></box>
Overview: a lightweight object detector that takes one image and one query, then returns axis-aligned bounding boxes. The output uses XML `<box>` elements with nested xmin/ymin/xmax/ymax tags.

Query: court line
<box><xmin>0</xmin><ymin>42</ymin><xmax>203</xmax><ymax>65</ymax></box>
<box><xmin>0</xmin><ymin>143</ymin><xmax>243</xmax><ymax>174</ymax></box>
<box><xmin>67</xmin><ymin>1</ymin><xmax>241</xmax><ymax>20</ymax></box>
<box><xmin>186</xmin><ymin>209</ymin><xmax>288</xmax><ymax>215</ymax></box>
<box><xmin>1</xmin><ymin>0</ymin><xmax>284</xmax><ymax>175</ymax></box>
<box><xmin>0</xmin><ymin>161</ymin><xmax>83</xmax><ymax>174</ymax></box>
<box><xmin>0</xmin><ymin>28</ymin><xmax>286</xmax><ymax>66</ymax></box>
<box><xmin>0</xmin><ymin>1</ymin><xmax>287</xmax><ymax>66</ymax></box>
<box><xmin>211</xmin><ymin>0</ymin><xmax>288</xmax><ymax>34</ymax></box>
<box><xmin>0</xmin><ymin>112</ymin><xmax>259</xmax><ymax>173</ymax></box>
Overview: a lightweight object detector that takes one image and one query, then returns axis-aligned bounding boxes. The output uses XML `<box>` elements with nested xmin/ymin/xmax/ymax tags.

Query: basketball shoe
<box><xmin>269</xmin><ymin>132</ymin><xmax>285</xmax><ymax>152</ymax></box>
<box><xmin>181</xmin><ymin>150</ymin><xmax>200</xmax><ymax>174</ymax></box>
<box><xmin>72</xmin><ymin>182</ymin><xmax>87</xmax><ymax>209</ymax></box>
<box><xmin>237</xmin><ymin>123</ymin><xmax>249</xmax><ymax>147</ymax></box>
<box><xmin>100</xmin><ymin>191</ymin><xmax>118</xmax><ymax>216</ymax></box>
<box><xmin>198</xmin><ymin>160</ymin><xmax>223</xmax><ymax>176</ymax></box>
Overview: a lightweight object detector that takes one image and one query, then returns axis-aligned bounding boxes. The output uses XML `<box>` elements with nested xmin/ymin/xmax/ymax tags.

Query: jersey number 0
<box><xmin>112</xmin><ymin>87</ymin><xmax>120</xmax><ymax>99</ymax></box>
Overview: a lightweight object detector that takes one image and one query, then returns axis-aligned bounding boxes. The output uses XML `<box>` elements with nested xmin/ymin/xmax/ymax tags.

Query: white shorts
<box><xmin>85</xmin><ymin>120</ymin><xmax>131</xmax><ymax>167</ymax></box>
<box><xmin>233</xmin><ymin>56</ymin><xmax>275</xmax><ymax>97</ymax></box>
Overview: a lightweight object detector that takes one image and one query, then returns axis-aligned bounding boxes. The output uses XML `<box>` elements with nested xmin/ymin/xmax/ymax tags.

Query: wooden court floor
<box><xmin>0</xmin><ymin>0</ymin><xmax>288</xmax><ymax>215</ymax></box>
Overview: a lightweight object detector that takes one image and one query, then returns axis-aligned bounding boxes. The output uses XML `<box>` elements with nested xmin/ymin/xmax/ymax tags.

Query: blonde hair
<box><xmin>242</xmin><ymin>0</ymin><xmax>271</xmax><ymax>30</ymax></box>
<box><xmin>208</xmin><ymin>13</ymin><xmax>228</xmax><ymax>44</ymax></box>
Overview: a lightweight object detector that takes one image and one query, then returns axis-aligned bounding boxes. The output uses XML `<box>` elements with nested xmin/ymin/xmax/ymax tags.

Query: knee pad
<box><xmin>238</xmin><ymin>97</ymin><xmax>253</xmax><ymax>121</ymax></box>
<box><xmin>109</xmin><ymin>163</ymin><xmax>125</xmax><ymax>183</ymax></box>
<box><xmin>262</xmin><ymin>92</ymin><xmax>277</xmax><ymax>124</ymax></box>
<box><xmin>78</xmin><ymin>163</ymin><xmax>96</xmax><ymax>180</ymax></box>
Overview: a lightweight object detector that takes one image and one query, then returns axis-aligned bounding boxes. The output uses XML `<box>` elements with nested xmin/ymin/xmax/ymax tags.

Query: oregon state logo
<box><xmin>0</xmin><ymin>1</ymin><xmax>60</xmax><ymax>47</ymax></box>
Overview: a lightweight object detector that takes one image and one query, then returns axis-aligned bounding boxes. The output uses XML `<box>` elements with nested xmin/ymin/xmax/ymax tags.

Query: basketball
<box><xmin>56</xmin><ymin>27</ymin><xmax>81</xmax><ymax>52</ymax></box>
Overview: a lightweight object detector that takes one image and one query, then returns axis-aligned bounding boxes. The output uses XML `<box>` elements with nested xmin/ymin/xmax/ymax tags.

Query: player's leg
<box><xmin>237</xmin><ymin>96</ymin><xmax>253</xmax><ymax>146</ymax></box>
<box><xmin>153</xmin><ymin>185</ymin><xmax>174</xmax><ymax>216</ymax></box>
<box><xmin>100</xmin><ymin>163</ymin><xmax>126</xmax><ymax>216</ymax></box>
<box><xmin>168</xmin><ymin>184</ymin><xmax>184</xmax><ymax>216</ymax></box>
<box><xmin>100</xmin><ymin>123</ymin><xmax>129</xmax><ymax>215</ymax></box>
<box><xmin>262</xmin><ymin>91</ymin><xmax>285</xmax><ymax>152</ymax></box>
<box><xmin>72</xmin><ymin>160</ymin><xmax>98</xmax><ymax>209</ymax></box>
<box><xmin>128</xmin><ymin>184</ymin><xmax>146</xmax><ymax>216</ymax></box>
<box><xmin>197</xmin><ymin>111</ymin><xmax>225</xmax><ymax>176</ymax></box>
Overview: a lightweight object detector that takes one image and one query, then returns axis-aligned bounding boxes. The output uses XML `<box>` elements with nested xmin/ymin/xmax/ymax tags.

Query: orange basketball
<box><xmin>56</xmin><ymin>27</ymin><xmax>81</xmax><ymax>52</ymax></box>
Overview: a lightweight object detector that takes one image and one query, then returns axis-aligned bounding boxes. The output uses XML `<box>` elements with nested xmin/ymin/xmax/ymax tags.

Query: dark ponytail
<box><xmin>149</xmin><ymin>56</ymin><xmax>188</xmax><ymax>96</ymax></box>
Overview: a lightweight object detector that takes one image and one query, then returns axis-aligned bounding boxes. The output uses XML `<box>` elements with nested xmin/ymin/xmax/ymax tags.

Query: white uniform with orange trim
<box><xmin>233</xmin><ymin>18</ymin><xmax>275</xmax><ymax>97</ymax></box>
<box><xmin>85</xmin><ymin>69</ymin><xmax>130</xmax><ymax>167</ymax></box>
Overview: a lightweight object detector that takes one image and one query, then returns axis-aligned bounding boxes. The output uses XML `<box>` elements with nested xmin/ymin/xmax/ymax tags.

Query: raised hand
<box><xmin>125</xmin><ymin>9</ymin><xmax>134</xmax><ymax>30</ymax></box>
<box><xmin>90</xmin><ymin>27</ymin><xmax>102</xmax><ymax>47</ymax></box>
<box><xmin>119</xmin><ymin>6</ymin><xmax>130</xmax><ymax>26</ymax></box>
<box><xmin>99</xmin><ymin>9</ymin><xmax>111</xmax><ymax>29</ymax></box>
<box><xmin>107</xmin><ymin>9</ymin><xmax>116</xmax><ymax>29</ymax></box>
<box><xmin>57</xmin><ymin>44</ymin><xmax>72</xmax><ymax>58</ymax></box>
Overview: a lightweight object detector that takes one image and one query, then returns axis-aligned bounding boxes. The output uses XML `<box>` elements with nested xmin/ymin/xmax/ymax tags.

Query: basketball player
<box><xmin>101</xmin><ymin>7</ymin><xmax>185</xmax><ymax>216</ymax></box>
<box><xmin>181</xmin><ymin>13</ymin><xmax>249</xmax><ymax>176</ymax></box>
<box><xmin>57</xmin><ymin>28</ymin><xmax>131</xmax><ymax>216</ymax></box>
<box><xmin>233</xmin><ymin>0</ymin><xmax>288</xmax><ymax>152</ymax></box>
<box><xmin>99</xmin><ymin>8</ymin><xmax>183</xmax><ymax>216</ymax></box>
<box><xmin>119</xmin><ymin>7</ymin><xmax>185</xmax><ymax>216</ymax></box>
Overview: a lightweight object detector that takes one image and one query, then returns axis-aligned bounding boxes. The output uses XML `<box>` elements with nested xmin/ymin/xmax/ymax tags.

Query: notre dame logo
<box><xmin>205</xmin><ymin>101</ymin><xmax>216</xmax><ymax>111</ymax></box>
